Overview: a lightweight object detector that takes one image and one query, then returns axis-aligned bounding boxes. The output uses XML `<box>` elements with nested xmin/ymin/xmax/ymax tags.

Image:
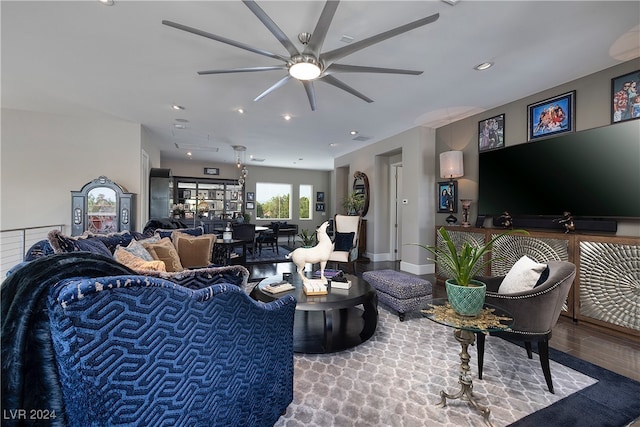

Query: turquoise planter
<box><xmin>445</xmin><ymin>279</ymin><xmax>486</xmax><ymax>317</ymax></box>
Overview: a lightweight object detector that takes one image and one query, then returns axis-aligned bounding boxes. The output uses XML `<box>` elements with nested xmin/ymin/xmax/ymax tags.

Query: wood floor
<box><xmin>248</xmin><ymin>258</ymin><xmax>640</xmax><ymax>383</ymax></box>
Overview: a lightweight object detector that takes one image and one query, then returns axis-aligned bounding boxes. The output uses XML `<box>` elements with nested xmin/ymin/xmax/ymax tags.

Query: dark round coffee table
<box><xmin>250</xmin><ymin>272</ymin><xmax>378</xmax><ymax>353</ymax></box>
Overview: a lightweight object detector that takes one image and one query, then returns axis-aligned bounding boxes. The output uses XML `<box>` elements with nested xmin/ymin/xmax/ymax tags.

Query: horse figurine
<box><xmin>285</xmin><ymin>221</ymin><xmax>333</xmax><ymax>284</ymax></box>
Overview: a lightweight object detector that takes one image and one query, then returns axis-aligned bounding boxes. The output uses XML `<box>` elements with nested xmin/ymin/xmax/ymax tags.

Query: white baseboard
<box><xmin>399</xmin><ymin>261</ymin><xmax>435</xmax><ymax>276</ymax></box>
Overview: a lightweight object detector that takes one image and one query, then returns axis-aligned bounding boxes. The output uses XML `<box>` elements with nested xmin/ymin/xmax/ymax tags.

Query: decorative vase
<box><xmin>445</xmin><ymin>279</ymin><xmax>486</xmax><ymax>317</ymax></box>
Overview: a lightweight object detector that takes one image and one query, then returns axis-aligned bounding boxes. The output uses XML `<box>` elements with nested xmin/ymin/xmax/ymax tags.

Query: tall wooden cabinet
<box><xmin>437</xmin><ymin>226</ymin><xmax>640</xmax><ymax>339</ymax></box>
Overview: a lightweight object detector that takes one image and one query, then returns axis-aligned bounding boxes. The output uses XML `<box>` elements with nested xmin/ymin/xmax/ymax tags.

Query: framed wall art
<box><xmin>316</xmin><ymin>191</ymin><xmax>325</xmax><ymax>202</ymax></box>
<box><xmin>528</xmin><ymin>91</ymin><xmax>575</xmax><ymax>141</ymax></box>
<box><xmin>315</xmin><ymin>203</ymin><xmax>325</xmax><ymax>212</ymax></box>
<box><xmin>246</xmin><ymin>192</ymin><xmax>255</xmax><ymax>202</ymax></box>
<box><xmin>246</xmin><ymin>202</ymin><xmax>254</xmax><ymax>210</ymax></box>
<box><xmin>437</xmin><ymin>181</ymin><xmax>457</xmax><ymax>213</ymax></box>
<box><xmin>611</xmin><ymin>70</ymin><xmax>640</xmax><ymax>123</ymax></box>
<box><xmin>478</xmin><ymin>114</ymin><xmax>505</xmax><ymax>152</ymax></box>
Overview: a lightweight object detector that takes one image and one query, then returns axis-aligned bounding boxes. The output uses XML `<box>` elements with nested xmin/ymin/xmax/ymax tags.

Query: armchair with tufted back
<box><xmin>328</xmin><ymin>214</ymin><xmax>362</xmax><ymax>274</ymax></box>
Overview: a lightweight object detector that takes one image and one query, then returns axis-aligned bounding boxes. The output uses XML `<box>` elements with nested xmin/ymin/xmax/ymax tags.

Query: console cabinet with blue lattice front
<box><xmin>438</xmin><ymin>227</ymin><xmax>640</xmax><ymax>339</ymax></box>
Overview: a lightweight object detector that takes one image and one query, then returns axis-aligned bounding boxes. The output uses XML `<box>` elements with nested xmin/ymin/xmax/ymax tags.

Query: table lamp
<box><xmin>439</xmin><ymin>151</ymin><xmax>464</xmax><ymax>224</ymax></box>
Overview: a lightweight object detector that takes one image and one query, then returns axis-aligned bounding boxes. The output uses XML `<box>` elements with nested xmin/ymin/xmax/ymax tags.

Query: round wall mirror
<box><xmin>353</xmin><ymin>171</ymin><xmax>370</xmax><ymax>217</ymax></box>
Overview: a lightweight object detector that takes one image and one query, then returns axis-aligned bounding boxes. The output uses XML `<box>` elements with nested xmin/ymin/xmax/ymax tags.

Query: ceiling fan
<box><xmin>162</xmin><ymin>0</ymin><xmax>439</xmax><ymax>111</ymax></box>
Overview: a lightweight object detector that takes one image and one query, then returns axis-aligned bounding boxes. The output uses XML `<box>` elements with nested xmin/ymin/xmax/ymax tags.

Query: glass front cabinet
<box><xmin>174</xmin><ymin>177</ymin><xmax>243</xmax><ymax>221</ymax></box>
<box><xmin>71</xmin><ymin>176</ymin><xmax>135</xmax><ymax>236</ymax></box>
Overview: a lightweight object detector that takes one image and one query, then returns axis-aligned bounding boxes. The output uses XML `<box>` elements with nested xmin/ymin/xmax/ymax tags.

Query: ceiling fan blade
<box><xmin>326</xmin><ymin>63</ymin><xmax>423</xmax><ymax>75</ymax></box>
<box><xmin>302</xmin><ymin>81</ymin><xmax>318</xmax><ymax>111</ymax></box>
<box><xmin>303</xmin><ymin>0</ymin><xmax>340</xmax><ymax>57</ymax></box>
<box><xmin>320</xmin><ymin>13</ymin><xmax>439</xmax><ymax>66</ymax></box>
<box><xmin>198</xmin><ymin>66</ymin><xmax>287</xmax><ymax>75</ymax></box>
<box><xmin>319</xmin><ymin>75</ymin><xmax>373</xmax><ymax>103</ymax></box>
<box><xmin>162</xmin><ymin>20</ymin><xmax>289</xmax><ymax>62</ymax></box>
<box><xmin>242</xmin><ymin>0</ymin><xmax>300</xmax><ymax>57</ymax></box>
<box><xmin>254</xmin><ymin>75</ymin><xmax>292</xmax><ymax>102</ymax></box>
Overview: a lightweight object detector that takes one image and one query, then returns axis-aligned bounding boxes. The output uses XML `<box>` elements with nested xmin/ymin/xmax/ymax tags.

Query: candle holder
<box><xmin>461</xmin><ymin>199</ymin><xmax>472</xmax><ymax>227</ymax></box>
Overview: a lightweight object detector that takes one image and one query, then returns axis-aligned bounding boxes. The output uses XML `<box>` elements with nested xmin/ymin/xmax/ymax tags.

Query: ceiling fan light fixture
<box><xmin>288</xmin><ymin>56</ymin><xmax>322</xmax><ymax>80</ymax></box>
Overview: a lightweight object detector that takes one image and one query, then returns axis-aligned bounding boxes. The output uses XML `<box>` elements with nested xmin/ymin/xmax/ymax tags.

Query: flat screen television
<box><xmin>478</xmin><ymin>120</ymin><xmax>640</xmax><ymax>219</ymax></box>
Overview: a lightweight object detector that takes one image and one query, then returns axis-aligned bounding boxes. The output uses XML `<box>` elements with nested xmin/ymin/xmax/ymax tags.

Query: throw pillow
<box><xmin>498</xmin><ymin>255</ymin><xmax>548</xmax><ymax>294</ymax></box>
<box><xmin>47</xmin><ymin>230</ymin><xmax>112</xmax><ymax>257</ymax></box>
<box><xmin>83</xmin><ymin>230</ymin><xmax>134</xmax><ymax>253</ymax></box>
<box><xmin>120</xmin><ymin>239</ymin><xmax>154</xmax><ymax>261</ymax></box>
<box><xmin>334</xmin><ymin>232</ymin><xmax>355</xmax><ymax>252</ymax></box>
<box><xmin>142</xmin><ymin>238</ymin><xmax>184</xmax><ymax>272</ymax></box>
<box><xmin>114</xmin><ymin>247</ymin><xmax>167</xmax><ymax>272</ymax></box>
<box><xmin>172</xmin><ymin>232</ymin><xmax>216</xmax><ymax>268</ymax></box>
<box><xmin>155</xmin><ymin>226</ymin><xmax>204</xmax><ymax>240</ymax></box>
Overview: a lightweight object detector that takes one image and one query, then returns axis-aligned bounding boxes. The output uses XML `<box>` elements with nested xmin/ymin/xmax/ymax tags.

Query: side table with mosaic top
<box><xmin>421</xmin><ymin>298</ymin><xmax>513</xmax><ymax>427</ymax></box>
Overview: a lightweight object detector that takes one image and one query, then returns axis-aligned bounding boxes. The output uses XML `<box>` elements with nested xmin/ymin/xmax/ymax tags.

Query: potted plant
<box><xmin>298</xmin><ymin>228</ymin><xmax>317</xmax><ymax>247</ymax></box>
<box><xmin>342</xmin><ymin>192</ymin><xmax>365</xmax><ymax>215</ymax></box>
<box><xmin>418</xmin><ymin>226</ymin><xmax>528</xmax><ymax>316</ymax></box>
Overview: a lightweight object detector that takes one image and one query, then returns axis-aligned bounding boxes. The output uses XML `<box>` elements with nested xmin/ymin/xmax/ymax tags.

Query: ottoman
<box><xmin>363</xmin><ymin>270</ymin><xmax>432</xmax><ymax>321</ymax></box>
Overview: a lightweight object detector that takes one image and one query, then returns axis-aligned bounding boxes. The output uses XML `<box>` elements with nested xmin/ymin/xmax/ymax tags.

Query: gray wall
<box><xmin>334</xmin><ymin>126</ymin><xmax>437</xmax><ymax>275</ymax></box>
<box><xmin>1</xmin><ymin>109</ymin><xmax>143</xmax><ymax>233</ymax></box>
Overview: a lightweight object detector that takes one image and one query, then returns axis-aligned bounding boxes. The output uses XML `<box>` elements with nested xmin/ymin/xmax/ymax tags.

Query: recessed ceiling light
<box><xmin>474</xmin><ymin>62</ymin><xmax>494</xmax><ymax>71</ymax></box>
<box><xmin>172</xmin><ymin>104</ymin><xmax>185</xmax><ymax>110</ymax></box>
<box><xmin>340</xmin><ymin>35</ymin><xmax>354</xmax><ymax>44</ymax></box>
<box><xmin>175</xmin><ymin>118</ymin><xmax>189</xmax><ymax>123</ymax></box>
<box><xmin>329</xmin><ymin>143</ymin><xmax>338</xmax><ymax>147</ymax></box>
<box><xmin>186</xmin><ymin>151</ymin><xmax>192</xmax><ymax>156</ymax></box>
<box><xmin>237</xmin><ymin>108</ymin><xmax>244</xmax><ymax>114</ymax></box>
<box><xmin>350</xmin><ymin>130</ymin><xmax>358</xmax><ymax>136</ymax></box>
<box><xmin>283</xmin><ymin>114</ymin><xmax>292</xmax><ymax>121</ymax></box>
<box><xmin>99</xmin><ymin>0</ymin><xmax>114</xmax><ymax>5</ymax></box>
<box><xmin>174</xmin><ymin>124</ymin><xmax>186</xmax><ymax>129</ymax></box>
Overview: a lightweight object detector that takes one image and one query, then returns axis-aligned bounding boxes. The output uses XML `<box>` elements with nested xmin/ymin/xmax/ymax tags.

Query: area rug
<box><xmin>273</xmin><ymin>307</ymin><xmax>640</xmax><ymax>427</ymax></box>
<box><xmin>238</xmin><ymin>246</ymin><xmax>293</xmax><ymax>264</ymax></box>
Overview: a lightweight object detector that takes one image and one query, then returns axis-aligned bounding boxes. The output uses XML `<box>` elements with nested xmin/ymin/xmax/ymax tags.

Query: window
<box><xmin>255</xmin><ymin>183</ymin><xmax>291</xmax><ymax>220</ymax></box>
<box><xmin>299</xmin><ymin>185</ymin><xmax>312</xmax><ymax>220</ymax></box>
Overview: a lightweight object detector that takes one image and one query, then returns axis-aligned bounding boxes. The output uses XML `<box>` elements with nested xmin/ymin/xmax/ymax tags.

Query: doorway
<box><xmin>390</xmin><ymin>162</ymin><xmax>403</xmax><ymax>261</ymax></box>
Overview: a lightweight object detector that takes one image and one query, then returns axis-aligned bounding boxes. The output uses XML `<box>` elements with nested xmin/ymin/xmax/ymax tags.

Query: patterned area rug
<box><xmin>274</xmin><ymin>308</ymin><xmax>599</xmax><ymax>427</ymax></box>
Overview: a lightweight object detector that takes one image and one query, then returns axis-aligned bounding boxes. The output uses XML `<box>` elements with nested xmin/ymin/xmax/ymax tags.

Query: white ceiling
<box><xmin>2</xmin><ymin>1</ymin><xmax>639</xmax><ymax>171</ymax></box>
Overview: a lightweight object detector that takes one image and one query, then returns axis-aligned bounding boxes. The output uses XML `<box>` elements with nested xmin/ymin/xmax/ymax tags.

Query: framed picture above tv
<box><xmin>611</xmin><ymin>69</ymin><xmax>640</xmax><ymax>123</ymax></box>
<box><xmin>527</xmin><ymin>91</ymin><xmax>575</xmax><ymax>141</ymax></box>
<box><xmin>478</xmin><ymin>114</ymin><xmax>505</xmax><ymax>152</ymax></box>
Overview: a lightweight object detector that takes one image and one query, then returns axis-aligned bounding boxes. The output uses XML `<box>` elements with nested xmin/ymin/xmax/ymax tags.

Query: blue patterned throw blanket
<box><xmin>1</xmin><ymin>253</ymin><xmax>135</xmax><ymax>426</ymax></box>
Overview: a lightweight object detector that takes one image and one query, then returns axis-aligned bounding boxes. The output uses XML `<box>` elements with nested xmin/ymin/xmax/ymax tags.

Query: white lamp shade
<box><xmin>440</xmin><ymin>151</ymin><xmax>464</xmax><ymax>179</ymax></box>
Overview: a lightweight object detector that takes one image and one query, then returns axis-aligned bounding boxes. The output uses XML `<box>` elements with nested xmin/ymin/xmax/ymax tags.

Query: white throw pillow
<box><xmin>498</xmin><ymin>255</ymin><xmax>548</xmax><ymax>294</ymax></box>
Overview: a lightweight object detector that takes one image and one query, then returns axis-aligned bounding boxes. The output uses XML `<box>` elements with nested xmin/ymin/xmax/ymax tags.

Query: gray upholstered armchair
<box><xmin>476</xmin><ymin>260</ymin><xmax>576</xmax><ymax>393</ymax></box>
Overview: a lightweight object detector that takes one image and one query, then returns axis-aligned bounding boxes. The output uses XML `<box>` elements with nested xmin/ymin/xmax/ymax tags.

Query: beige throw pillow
<box><xmin>142</xmin><ymin>237</ymin><xmax>184</xmax><ymax>272</ymax></box>
<box><xmin>172</xmin><ymin>232</ymin><xmax>216</xmax><ymax>268</ymax></box>
<box><xmin>114</xmin><ymin>247</ymin><xmax>167</xmax><ymax>272</ymax></box>
<box><xmin>498</xmin><ymin>255</ymin><xmax>548</xmax><ymax>294</ymax></box>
